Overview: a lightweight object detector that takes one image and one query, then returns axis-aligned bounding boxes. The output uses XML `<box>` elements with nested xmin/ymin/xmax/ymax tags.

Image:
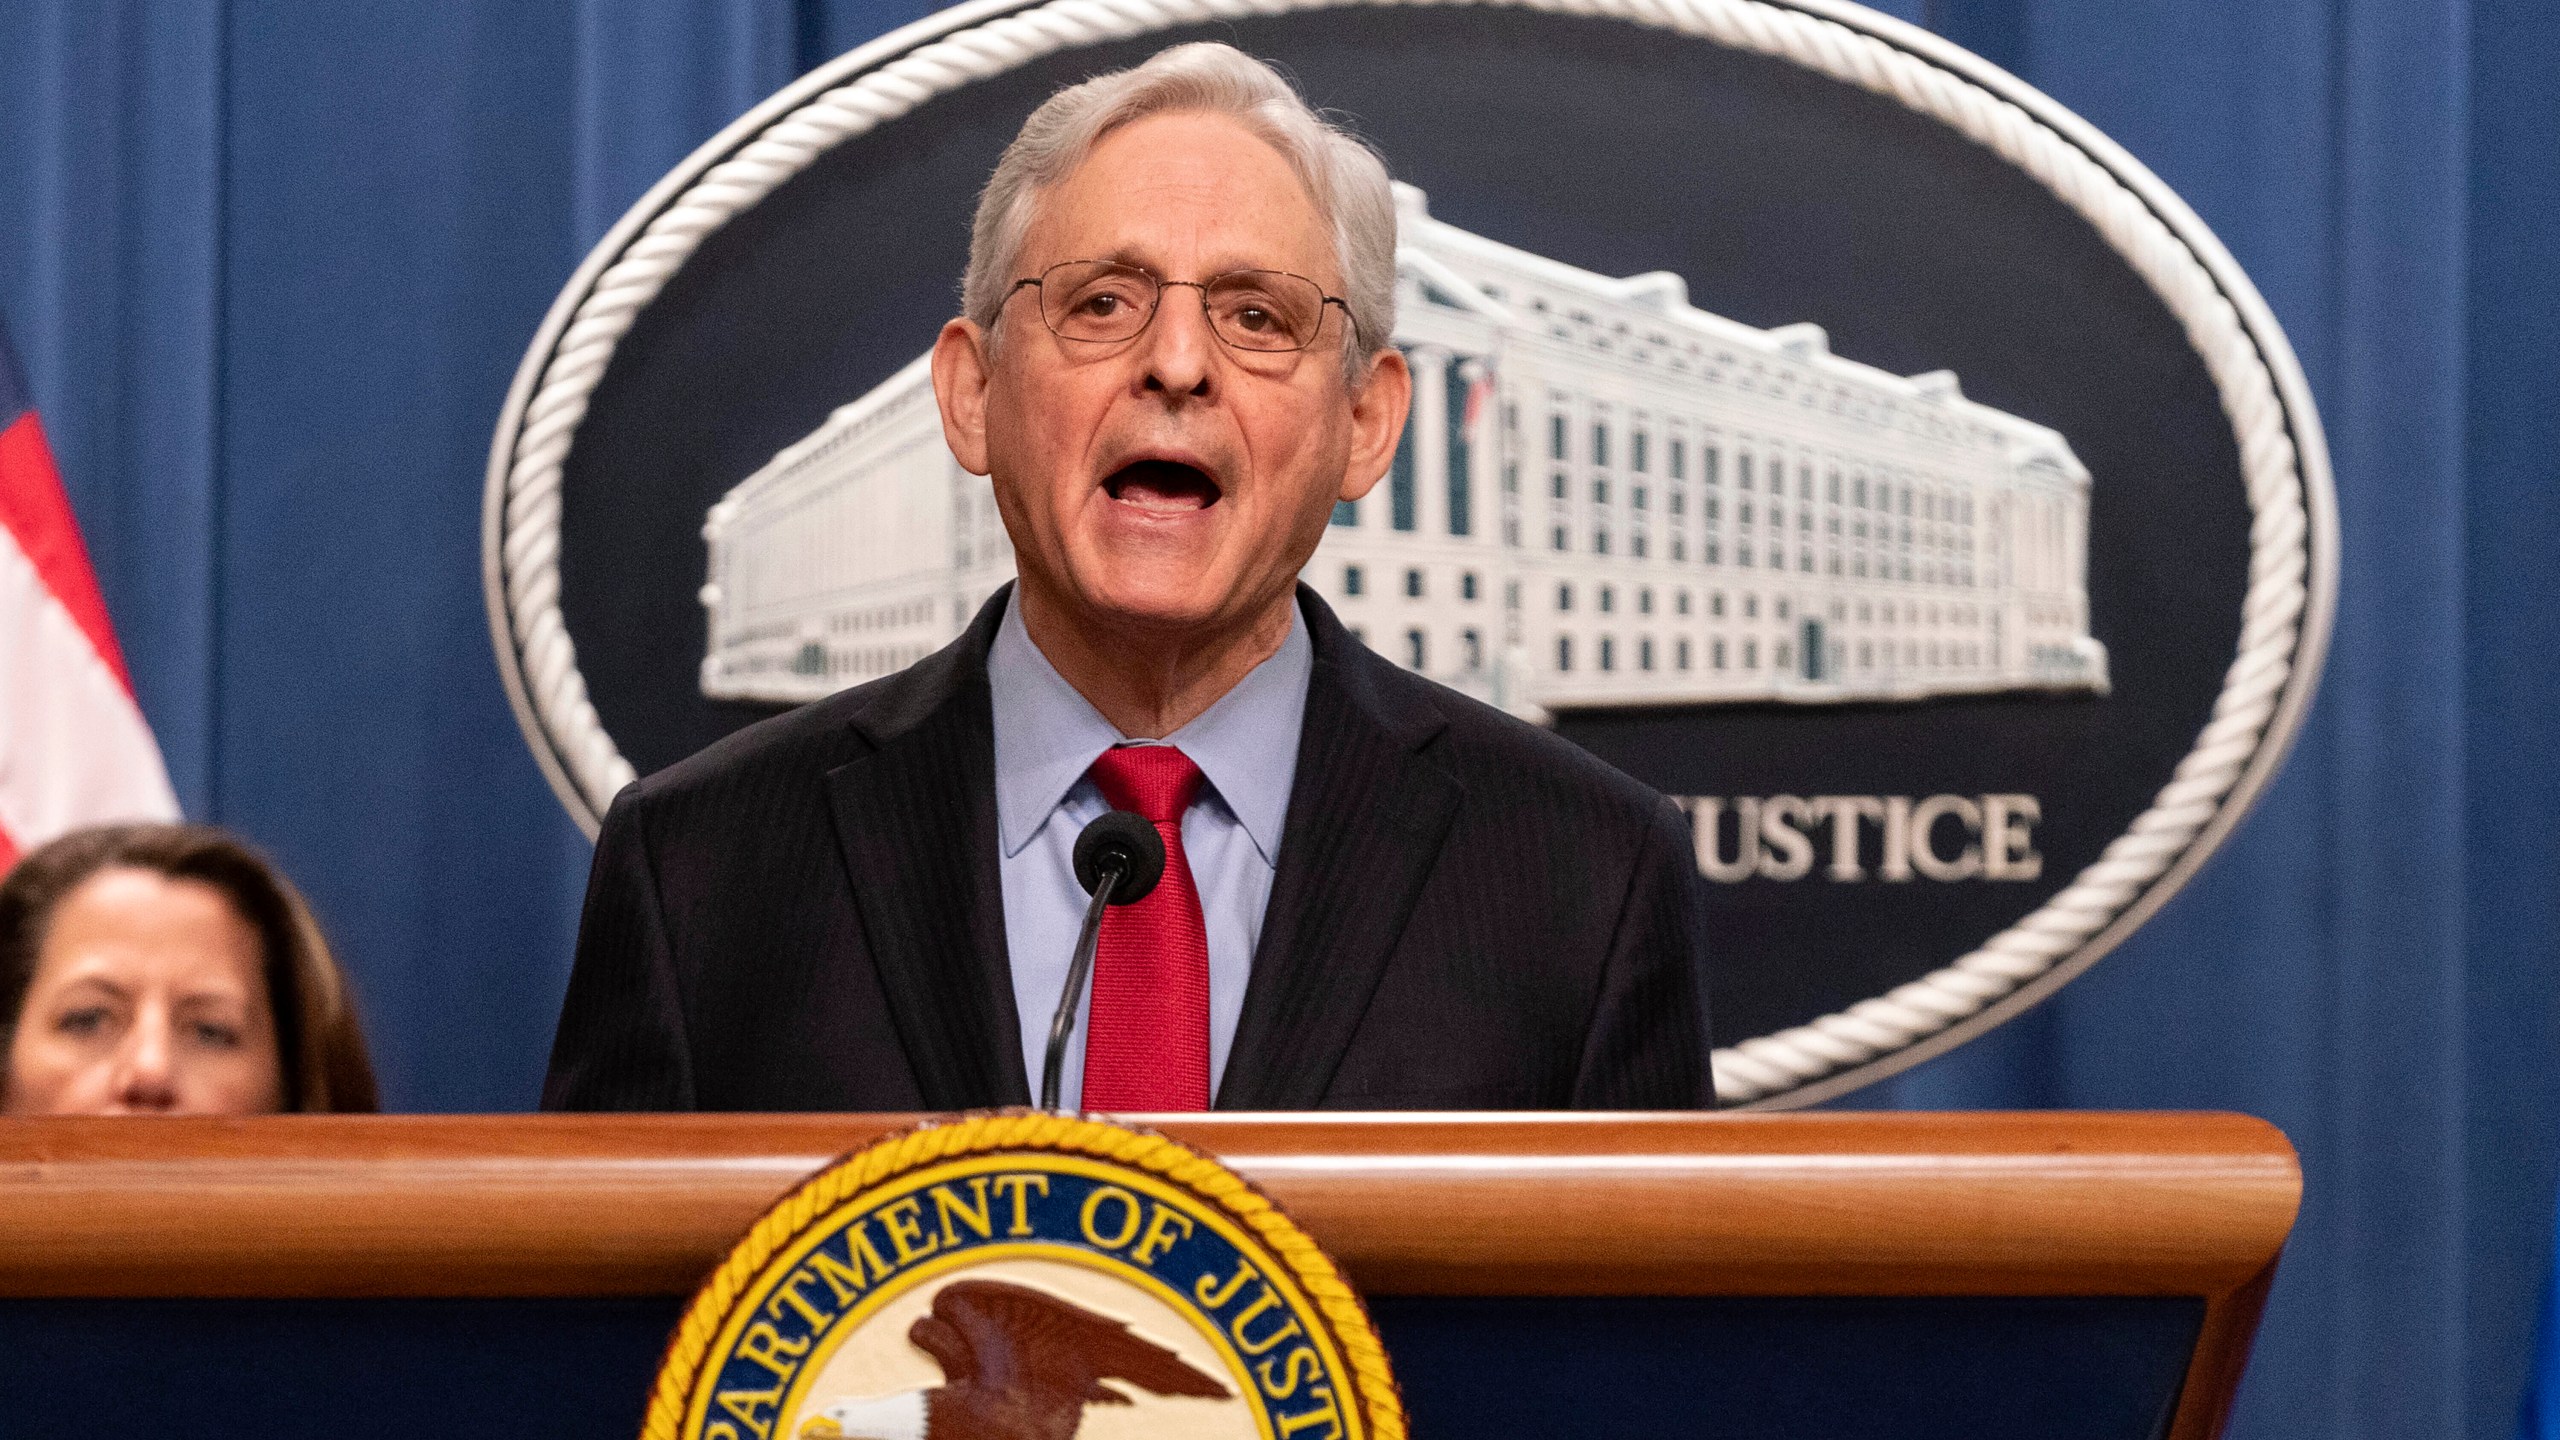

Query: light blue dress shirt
<box><xmin>989</xmin><ymin>591</ymin><xmax>1310</xmax><ymax>1110</ymax></box>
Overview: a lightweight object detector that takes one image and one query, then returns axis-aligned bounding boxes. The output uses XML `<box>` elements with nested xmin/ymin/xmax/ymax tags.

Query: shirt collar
<box><xmin>988</xmin><ymin>589</ymin><xmax>1311</xmax><ymax>866</ymax></box>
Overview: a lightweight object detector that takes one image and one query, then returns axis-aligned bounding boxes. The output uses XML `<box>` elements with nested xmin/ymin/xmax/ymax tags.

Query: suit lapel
<box><xmin>1220</xmin><ymin>594</ymin><xmax>1460</xmax><ymax>1110</ymax></box>
<box><xmin>823</xmin><ymin>597</ymin><xmax>1029</xmax><ymax>1109</ymax></box>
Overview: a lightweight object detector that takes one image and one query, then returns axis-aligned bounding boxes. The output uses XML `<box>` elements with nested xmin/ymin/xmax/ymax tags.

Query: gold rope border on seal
<box><xmin>641</xmin><ymin>1111</ymin><xmax>1407</xmax><ymax>1440</ymax></box>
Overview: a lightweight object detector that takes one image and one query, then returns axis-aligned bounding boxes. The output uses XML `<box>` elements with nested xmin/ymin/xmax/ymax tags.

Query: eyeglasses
<box><xmin>1008</xmin><ymin>260</ymin><xmax>1349</xmax><ymax>353</ymax></box>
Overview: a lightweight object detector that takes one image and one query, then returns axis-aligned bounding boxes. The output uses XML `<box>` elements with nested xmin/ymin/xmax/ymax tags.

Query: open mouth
<box><xmin>1103</xmin><ymin>459</ymin><xmax>1223</xmax><ymax>513</ymax></box>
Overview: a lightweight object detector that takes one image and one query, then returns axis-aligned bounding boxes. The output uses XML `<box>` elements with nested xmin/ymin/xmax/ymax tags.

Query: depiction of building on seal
<box><xmin>698</xmin><ymin>185</ymin><xmax>2108</xmax><ymax>715</ymax></box>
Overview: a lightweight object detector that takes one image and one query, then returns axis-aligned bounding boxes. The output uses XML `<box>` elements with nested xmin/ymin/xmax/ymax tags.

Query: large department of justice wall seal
<box><xmin>647</xmin><ymin>1114</ymin><xmax>1402</xmax><ymax>1440</ymax></box>
<box><xmin>486</xmin><ymin>0</ymin><xmax>2337</xmax><ymax>1107</ymax></box>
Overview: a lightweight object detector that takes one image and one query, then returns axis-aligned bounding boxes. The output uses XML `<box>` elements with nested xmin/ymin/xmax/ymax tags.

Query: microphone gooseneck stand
<box><xmin>1040</xmin><ymin>809</ymin><xmax>1167</xmax><ymax>1112</ymax></box>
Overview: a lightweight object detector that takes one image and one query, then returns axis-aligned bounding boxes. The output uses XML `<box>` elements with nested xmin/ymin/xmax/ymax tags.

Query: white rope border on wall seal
<box><xmin>483</xmin><ymin>0</ymin><xmax>2333</xmax><ymax>1107</ymax></box>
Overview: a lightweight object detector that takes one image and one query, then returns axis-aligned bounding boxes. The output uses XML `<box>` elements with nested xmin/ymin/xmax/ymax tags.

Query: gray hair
<box><xmin>962</xmin><ymin>43</ymin><xmax>1399</xmax><ymax>380</ymax></box>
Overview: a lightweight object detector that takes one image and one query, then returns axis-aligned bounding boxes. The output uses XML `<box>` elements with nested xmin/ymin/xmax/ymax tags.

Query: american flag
<box><xmin>0</xmin><ymin>318</ymin><xmax>178</xmax><ymax>868</ymax></box>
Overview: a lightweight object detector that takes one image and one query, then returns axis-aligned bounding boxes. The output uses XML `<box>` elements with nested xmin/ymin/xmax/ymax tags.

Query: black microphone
<box><xmin>1040</xmin><ymin>811</ymin><xmax>1168</xmax><ymax>1111</ymax></box>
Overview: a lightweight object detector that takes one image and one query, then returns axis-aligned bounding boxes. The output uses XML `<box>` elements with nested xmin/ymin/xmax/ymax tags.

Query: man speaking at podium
<box><xmin>543</xmin><ymin>44</ymin><xmax>1710</xmax><ymax>1114</ymax></box>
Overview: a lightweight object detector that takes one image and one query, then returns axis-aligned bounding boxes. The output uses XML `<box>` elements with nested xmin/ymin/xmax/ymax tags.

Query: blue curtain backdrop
<box><xmin>2</xmin><ymin>1</ymin><xmax>2552</xmax><ymax>1436</ymax></box>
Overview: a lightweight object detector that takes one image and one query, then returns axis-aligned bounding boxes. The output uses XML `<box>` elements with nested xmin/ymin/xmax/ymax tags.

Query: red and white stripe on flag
<box><xmin>0</xmin><ymin>337</ymin><xmax>180</xmax><ymax>871</ymax></box>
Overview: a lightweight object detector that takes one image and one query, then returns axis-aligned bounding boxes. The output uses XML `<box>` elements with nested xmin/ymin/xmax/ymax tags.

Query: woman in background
<box><xmin>0</xmin><ymin>824</ymin><xmax>376</xmax><ymax>1114</ymax></box>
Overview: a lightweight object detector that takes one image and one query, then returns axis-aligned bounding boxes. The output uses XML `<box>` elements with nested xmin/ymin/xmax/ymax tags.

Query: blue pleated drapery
<box><xmin>2</xmin><ymin>2</ymin><xmax>2553</xmax><ymax>1436</ymax></box>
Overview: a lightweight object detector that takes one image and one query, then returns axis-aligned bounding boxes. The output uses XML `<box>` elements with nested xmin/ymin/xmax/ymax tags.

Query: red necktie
<box><xmin>1080</xmin><ymin>745</ymin><xmax>1212</xmax><ymax>1111</ymax></box>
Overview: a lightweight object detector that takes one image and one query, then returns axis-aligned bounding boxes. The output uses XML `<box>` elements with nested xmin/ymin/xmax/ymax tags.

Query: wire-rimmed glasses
<box><xmin>1008</xmin><ymin>260</ymin><xmax>1348</xmax><ymax>353</ymax></box>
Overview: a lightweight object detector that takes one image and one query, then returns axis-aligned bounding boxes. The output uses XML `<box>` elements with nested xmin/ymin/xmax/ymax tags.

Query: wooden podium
<box><xmin>0</xmin><ymin>1112</ymin><xmax>2295</xmax><ymax>1438</ymax></box>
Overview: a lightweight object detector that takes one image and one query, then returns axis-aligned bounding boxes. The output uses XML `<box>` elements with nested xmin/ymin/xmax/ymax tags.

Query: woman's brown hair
<box><xmin>0</xmin><ymin>824</ymin><xmax>378</xmax><ymax>1112</ymax></box>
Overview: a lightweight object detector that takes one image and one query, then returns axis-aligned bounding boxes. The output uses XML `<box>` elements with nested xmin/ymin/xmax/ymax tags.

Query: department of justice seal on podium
<box><xmin>647</xmin><ymin>1114</ymin><xmax>1402</xmax><ymax>1440</ymax></box>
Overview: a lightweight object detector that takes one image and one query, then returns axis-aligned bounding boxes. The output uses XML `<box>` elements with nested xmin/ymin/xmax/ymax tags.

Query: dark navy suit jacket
<box><xmin>542</xmin><ymin>586</ymin><xmax>1711</xmax><ymax>1111</ymax></box>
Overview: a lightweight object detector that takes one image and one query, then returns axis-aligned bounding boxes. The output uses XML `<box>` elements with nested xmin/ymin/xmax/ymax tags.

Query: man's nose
<box><xmin>114</xmin><ymin>1006</ymin><xmax>180</xmax><ymax>1113</ymax></box>
<box><xmin>1138</xmin><ymin>284</ymin><xmax>1216</xmax><ymax>400</ymax></box>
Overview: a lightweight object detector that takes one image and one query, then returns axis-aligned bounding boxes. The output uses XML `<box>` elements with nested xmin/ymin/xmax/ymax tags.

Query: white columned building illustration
<box><xmin>701</xmin><ymin>186</ymin><xmax>2107</xmax><ymax>714</ymax></box>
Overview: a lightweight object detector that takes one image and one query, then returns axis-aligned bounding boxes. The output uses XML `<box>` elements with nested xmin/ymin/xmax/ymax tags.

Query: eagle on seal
<box><xmin>799</xmin><ymin>1278</ymin><xmax>1234</xmax><ymax>1440</ymax></box>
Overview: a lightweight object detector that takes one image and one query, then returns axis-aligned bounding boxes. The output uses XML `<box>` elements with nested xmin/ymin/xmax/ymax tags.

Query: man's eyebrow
<box><xmin>1088</xmin><ymin>246</ymin><xmax>1160</xmax><ymax>274</ymax></box>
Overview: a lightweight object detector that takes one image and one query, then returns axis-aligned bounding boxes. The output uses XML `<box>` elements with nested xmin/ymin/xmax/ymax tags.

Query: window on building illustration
<box><xmin>1407</xmin><ymin>629</ymin><xmax>1427</xmax><ymax>670</ymax></box>
<box><xmin>1706</xmin><ymin>495</ymin><xmax>1721</xmax><ymax>522</ymax></box>
<box><xmin>1676</xmin><ymin>590</ymin><xmax>1691</xmax><ymax>616</ymax></box>
<box><xmin>1828</xmin><ymin>469</ymin><xmax>1842</xmax><ymax>503</ymax></box>
<box><xmin>1632</xmin><ymin>432</ymin><xmax>1649</xmax><ymax>473</ymax></box>
<box><xmin>1592</xmin><ymin>424</ymin><xmax>1611</xmax><ymax>468</ymax></box>
<box><xmin>1706</xmin><ymin>538</ymin><xmax>1721</xmax><ymax>564</ymax></box>
<box><xmin>1552</xmin><ymin>471</ymin><xmax>1568</xmax><ymax>499</ymax></box>
<box><xmin>1344</xmin><ymin>565</ymin><xmax>1364</xmax><ymax>596</ymax></box>
<box><xmin>1503</xmin><ymin>464</ymin><xmax>1519</xmax><ymax>495</ymax></box>
<box><xmin>1712</xmin><ymin>592</ymin><xmax>1727</xmax><ymax>617</ymax></box>
<box><xmin>1672</xmin><ymin>538</ymin><xmax>1686</xmax><ymax>561</ymax></box>
<box><xmin>1713</xmin><ymin>638</ymin><xmax>1728</xmax><ymax>669</ymax></box>
<box><xmin>1828</xmin><ymin>553</ymin><xmax>1842</xmax><ymax>575</ymax></box>
<box><xmin>1557</xmin><ymin>583</ymin><xmax>1573</xmax><ymax>612</ymax></box>
<box><xmin>1506</xmin><ymin>581</ymin><xmax>1521</xmax><ymax>609</ymax></box>
<box><xmin>1462</xmin><ymin>629</ymin><xmax>1483</xmax><ymax>669</ymax></box>
<box><xmin>1553</xmin><ymin>525</ymin><xmax>1569</xmax><ymax>551</ymax></box>
<box><xmin>1739</xmin><ymin>453</ymin><xmax>1755</xmax><ymax>490</ymax></box>
<box><xmin>1739</xmin><ymin>545</ymin><xmax>1754</xmax><ymax>567</ymax></box>
<box><xmin>1461</xmin><ymin>571</ymin><xmax>1479</xmax><ymax>601</ymax></box>
<box><xmin>1332</xmin><ymin>499</ymin><xmax>1357</xmax><ymax>526</ymax></box>
<box><xmin>1593</xmin><ymin>478</ymin><xmax>1610</xmax><ymax>505</ymax></box>
<box><xmin>1600</xmin><ymin>637</ymin><xmax>1616</xmax><ymax>671</ymax></box>
<box><xmin>1746</xmin><ymin>594</ymin><xmax>1760</xmax><ymax>618</ymax></box>
<box><xmin>1504</xmin><ymin>518</ymin><xmax>1520</xmax><ymax>548</ymax></box>
<box><xmin>1595</xmin><ymin>530</ymin><xmax>1611</xmax><ymax>555</ymax></box>
<box><xmin>1638</xmin><ymin>588</ymin><xmax>1654</xmax><ymax>615</ymax></box>
<box><xmin>1744</xmin><ymin>640</ymin><xmax>1758</xmax><ymax>669</ymax></box>
<box><xmin>1390</xmin><ymin>413</ymin><xmax>1416</xmax><ymax>531</ymax></box>
<box><xmin>1860</xmin><ymin>642</ymin><xmax>1873</xmax><ymax>667</ymax></box>
<box><xmin>1902</xmin><ymin>488</ymin><xmax>1914</xmax><ymax>516</ymax></box>
<box><xmin>1632</xmin><ymin>532</ymin><xmax>1647</xmax><ymax>559</ymax></box>
<box><xmin>1632</xmin><ymin>485</ymin><xmax>1648</xmax><ymax>511</ymax></box>
<box><xmin>1677</xmin><ymin>638</ymin><xmax>1692</xmax><ymax>669</ymax></box>
<box><xmin>1445</xmin><ymin>363</ymin><xmax>1473</xmax><ymax>537</ymax></box>
<box><xmin>1670</xmin><ymin>439</ymin><xmax>1687</xmax><ymax>480</ymax></box>
<box><xmin>1557</xmin><ymin>636</ymin><xmax>1573</xmax><ymax>671</ymax></box>
<box><xmin>1801</xmin><ymin>550</ymin><xmax>1815</xmax><ymax>573</ymax></box>
<box><xmin>1405</xmin><ymin>568</ymin><xmax>1424</xmax><ymax>598</ymax></box>
<box><xmin>1776</xmin><ymin>641</ymin><xmax>1792</xmax><ymax>669</ymax></box>
<box><xmin>1669</xmin><ymin>489</ymin><xmax>1684</xmax><ymax>518</ymax></box>
<box><xmin>1639</xmin><ymin>638</ymin><xmax>1655</xmax><ymax>671</ymax></box>
<box><xmin>1776</xmin><ymin>598</ymin><xmax>1790</xmax><ymax>620</ymax></box>
<box><xmin>1599</xmin><ymin>586</ymin><xmax>1616</xmax><ymax>614</ymax></box>
<box><xmin>1853</xmin><ymin>475</ymin><xmax>1868</xmax><ymax>507</ymax></box>
<box><xmin>1703</xmin><ymin>446</ymin><xmax>1720</xmax><ymax>486</ymax></box>
<box><xmin>1741</xmin><ymin>502</ymin><xmax>1755</xmax><ymax>526</ymax></box>
<box><xmin>1550</xmin><ymin>414</ymin><xmax>1567</xmax><ymax>461</ymax></box>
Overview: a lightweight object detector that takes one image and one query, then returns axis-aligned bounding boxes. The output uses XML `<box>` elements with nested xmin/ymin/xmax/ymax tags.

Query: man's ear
<box><xmin>931</xmin><ymin>318</ymin><xmax>995</xmax><ymax>476</ymax></box>
<box><xmin>1338</xmin><ymin>346</ymin><xmax>1412</xmax><ymax>504</ymax></box>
